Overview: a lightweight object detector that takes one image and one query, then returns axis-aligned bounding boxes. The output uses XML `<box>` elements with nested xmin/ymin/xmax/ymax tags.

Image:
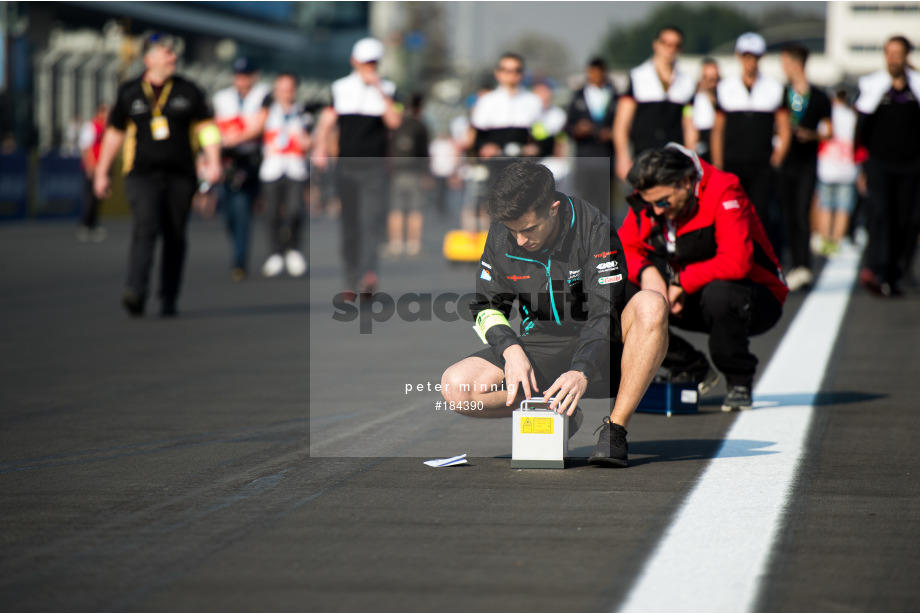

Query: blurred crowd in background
<box><xmin>1</xmin><ymin>1</ymin><xmax>919</xmax><ymax>303</ymax></box>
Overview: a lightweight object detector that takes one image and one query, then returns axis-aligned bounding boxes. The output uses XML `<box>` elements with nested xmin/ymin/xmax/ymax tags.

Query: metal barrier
<box><xmin>35</xmin><ymin>28</ymin><xmax>334</xmax><ymax>156</ymax></box>
<box><xmin>0</xmin><ymin>153</ymin><xmax>29</xmax><ymax>221</ymax></box>
<box><xmin>36</xmin><ymin>154</ymin><xmax>83</xmax><ymax>219</ymax></box>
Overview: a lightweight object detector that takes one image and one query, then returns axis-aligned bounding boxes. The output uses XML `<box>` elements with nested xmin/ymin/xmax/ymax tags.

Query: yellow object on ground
<box><xmin>442</xmin><ymin>229</ymin><xmax>488</xmax><ymax>262</ymax></box>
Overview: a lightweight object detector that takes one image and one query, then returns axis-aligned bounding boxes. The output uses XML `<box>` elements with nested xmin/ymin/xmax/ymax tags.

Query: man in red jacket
<box><xmin>620</xmin><ymin>144</ymin><xmax>788</xmax><ymax>410</ymax></box>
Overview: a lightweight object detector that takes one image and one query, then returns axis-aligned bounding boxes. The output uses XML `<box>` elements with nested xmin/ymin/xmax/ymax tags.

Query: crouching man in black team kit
<box><xmin>440</xmin><ymin>160</ymin><xmax>668</xmax><ymax>467</ymax></box>
<box><xmin>95</xmin><ymin>32</ymin><xmax>222</xmax><ymax>317</ymax></box>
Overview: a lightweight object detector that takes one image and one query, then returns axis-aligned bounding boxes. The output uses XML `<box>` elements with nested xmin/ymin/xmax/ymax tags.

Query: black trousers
<box><xmin>779</xmin><ymin>162</ymin><xmax>817</xmax><ymax>270</ymax></box>
<box><xmin>262</xmin><ymin>176</ymin><xmax>306</xmax><ymax>255</ymax></box>
<box><xmin>661</xmin><ymin>280</ymin><xmax>782</xmax><ymax>388</ymax></box>
<box><xmin>123</xmin><ymin>171</ymin><xmax>196</xmax><ymax>303</ymax></box>
<box><xmin>864</xmin><ymin>157</ymin><xmax>920</xmax><ymax>285</ymax></box>
<box><xmin>470</xmin><ymin>332</ymin><xmax>622</xmax><ymax>400</ymax></box>
<box><xmin>81</xmin><ymin>175</ymin><xmax>101</xmax><ymax>228</ymax></box>
<box><xmin>697</xmin><ymin>129</ymin><xmax>713</xmax><ymax>164</ymax></box>
<box><xmin>337</xmin><ymin>159</ymin><xmax>387</xmax><ymax>289</ymax></box>
<box><xmin>725</xmin><ymin>161</ymin><xmax>781</xmax><ymax>254</ymax></box>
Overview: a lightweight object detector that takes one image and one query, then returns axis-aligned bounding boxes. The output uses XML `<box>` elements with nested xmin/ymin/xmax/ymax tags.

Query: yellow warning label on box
<box><xmin>521</xmin><ymin>416</ymin><xmax>554</xmax><ymax>434</ymax></box>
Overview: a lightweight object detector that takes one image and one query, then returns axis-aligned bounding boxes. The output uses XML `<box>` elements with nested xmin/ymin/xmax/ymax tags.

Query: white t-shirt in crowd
<box><xmin>260</xmin><ymin>102</ymin><xmax>311</xmax><ymax>182</ymax></box>
<box><xmin>213</xmin><ymin>82</ymin><xmax>272</xmax><ymax>154</ymax></box>
<box><xmin>470</xmin><ymin>87</ymin><xmax>542</xmax><ymax>130</ymax></box>
<box><xmin>817</xmin><ymin>103</ymin><xmax>858</xmax><ymax>185</ymax></box>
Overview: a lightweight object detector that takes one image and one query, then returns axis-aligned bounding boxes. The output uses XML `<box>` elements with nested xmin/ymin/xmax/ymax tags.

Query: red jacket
<box><xmin>619</xmin><ymin>159</ymin><xmax>788</xmax><ymax>305</ymax></box>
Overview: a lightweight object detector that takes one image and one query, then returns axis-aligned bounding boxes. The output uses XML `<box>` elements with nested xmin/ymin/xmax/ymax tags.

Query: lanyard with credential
<box><xmin>142</xmin><ymin>79</ymin><xmax>174</xmax><ymax>140</ymax></box>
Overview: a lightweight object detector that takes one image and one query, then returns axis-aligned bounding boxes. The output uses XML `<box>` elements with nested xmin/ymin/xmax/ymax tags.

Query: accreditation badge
<box><xmin>150</xmin><ymin>116</ymin><xmax>170</xmax><ymax>140</ymax></box>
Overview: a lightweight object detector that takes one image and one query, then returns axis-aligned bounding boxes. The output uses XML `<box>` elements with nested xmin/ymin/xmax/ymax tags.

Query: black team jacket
<box><xmin>470</xmin><ymin>192</ymin><xmax>628</xmax><ymax>382</ymax></box>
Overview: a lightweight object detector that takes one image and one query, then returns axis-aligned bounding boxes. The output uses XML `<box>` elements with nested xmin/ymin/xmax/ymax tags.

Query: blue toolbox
<box><xmin>636</xmin><ymin>379</ymin><xmax>699</xmax><ymax>417</ymax></box>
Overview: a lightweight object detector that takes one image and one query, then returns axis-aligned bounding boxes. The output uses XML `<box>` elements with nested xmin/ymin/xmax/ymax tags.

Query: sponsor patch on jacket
<box><xmin>130</xmin><ymin>99</ymin><xmax>150</xmax><ymax>114</ymax></box>
<box><xmin>168</xmin><ymin>96</ymin><xmax>191</xmax><ymax>110</ymax></box>
<box><xmin>598</xmin><ymin>274</ymin><xmax>622</xmax><ymax>285</ymax></box>
<box><xmin>481</xmin><ymin>261</ymin><xmax>492</xmax><ymax>269</ymax></box>
<box><xmin>593</xmin><ymin>250</ymin><xmax>618</xmax><ymax>259</ymax></box>
<box><xmin>596</xmin><ymin>261</ymin><xmax>618</xmax><ymax>271</ymax></box>
<box><xmin>506</xmin><ymin>275</ymin><xmax>530</xmax><ymax>281</ymax></box>
<box><xmin>722</xmin><ymin>199</ymin><xmax>740</xmax><ymax>210</ymax></box>
<box><xmin>480</xmin><ymin>269</ymin><xmax>492</xmax><ymax>281</ymax></box>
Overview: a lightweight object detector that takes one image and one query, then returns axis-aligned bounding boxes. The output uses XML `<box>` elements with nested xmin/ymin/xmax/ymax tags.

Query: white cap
<box><xmin>735</xmin><ymin>32</ymin><xmax>766</xmax><ymax>56</ymax></box>
<box><xmin>352</xmin><ymin>37</ymin><xmax>384</xmax><ymax>63</ymax></box>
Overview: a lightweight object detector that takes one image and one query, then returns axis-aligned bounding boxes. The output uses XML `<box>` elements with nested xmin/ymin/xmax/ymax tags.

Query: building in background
<box><xmin>4</xmin><ymin>2</ymin><xmax>920</xmax><ymax>185</ymax></box>
<box><xmin>0</xmin><ymin>1</ymin><xmax>371</xmax><ymax>153</ymax></box>
<box><xmin>826</xmin><ymin>1</ymin><xmax>920</xmax><ymax>76</ymax></box>
<box><xmin>662</xmin><ymin>2</ymin><xmax>919</xmax><ymax>95</ymax></box>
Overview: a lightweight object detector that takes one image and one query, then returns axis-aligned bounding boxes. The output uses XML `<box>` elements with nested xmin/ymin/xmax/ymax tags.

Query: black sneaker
<box><xmin>721</xmin><ymin>385</ymin><xmax>753</xmax><ymax>412</ymax></box>
<box><xmin>588</xmin><ymin>417</ymin><xmax>628</xmax><ymax>468</ymax></box>
<box><xmin>122</xmin><ymin>290</ymin><xmax>145</xmax><ymax>317</ymax></box>
<box><xmin>161</xmin><ymin>298</ymin><xmax>178</xmax><ymax>318</ymax></box>
<box><xmin>670</xmin><ymin>356</ymin><xmax>720</xmax><ymax>395</ymax></box>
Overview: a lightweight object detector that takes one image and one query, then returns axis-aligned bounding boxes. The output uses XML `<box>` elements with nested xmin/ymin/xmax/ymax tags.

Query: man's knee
<box><xmin>631</xmin><ymin>290</ymin><xmax>669</xmax><ymax>329</ymax></box>
<box><xmin>440</xmin><ymin>364</ymin><xmax>471</xmax><ymax>405</ymax></box>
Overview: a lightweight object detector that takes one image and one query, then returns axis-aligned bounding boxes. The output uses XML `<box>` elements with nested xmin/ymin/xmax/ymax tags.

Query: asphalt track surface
<box><xmin>1</xmin><ymin>211</ymin><xmax>918</xmax><ymax>612</ymax></box>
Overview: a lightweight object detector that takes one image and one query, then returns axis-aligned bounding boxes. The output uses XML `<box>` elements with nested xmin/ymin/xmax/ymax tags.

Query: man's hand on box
<box><xmin>502</xmin><ymin>344</ymin><xmax>538</xmax><ymax>406</ymax></box>
<box><xmin>544</xmin><ymin>370</ymin><xmax>588</xmax><ymax>416</ymax></box>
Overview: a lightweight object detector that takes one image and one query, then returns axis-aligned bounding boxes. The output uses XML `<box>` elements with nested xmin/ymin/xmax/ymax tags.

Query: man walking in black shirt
<box><xmin>613</xmin><ymin>26</ymin><xmax>696</xmax><ymax>182</ymax></box>
<box><xmin>855</xmin><ymin>36</ymin><xmax>920</xmax><ymax>297</ymax></box>
<box><xmin>470</xmin><ymin>53</ymin><xmax>542</xmax><ymax>160</ymax></box>
<box><xmin>313</xmin><ymin>38</ymin><xmax>402</xmax><ymax>296</ymax></box>
<box><xmin>94</xmin><ymin>33</ymin><xmax>221</xmax><ymax>317</ymax></box>
<box><xmin>779</xmin><ymin>44</ymin><xmax>832</xmax><ymax>291</ymax></box>
<box><xmin>711</xmin><ymin>32</ymin><xmax>791</xmax><ymax>253</ymax></box>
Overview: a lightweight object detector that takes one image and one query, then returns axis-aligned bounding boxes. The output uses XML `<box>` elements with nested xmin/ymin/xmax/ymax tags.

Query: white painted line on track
<box><xmin>619</xmin><ymin>245</ymin><xmax>862</xmax><ymax>613</ymax></box>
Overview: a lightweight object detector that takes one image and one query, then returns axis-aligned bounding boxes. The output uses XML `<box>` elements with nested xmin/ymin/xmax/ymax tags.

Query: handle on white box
<box><xmin>519</xmin><ymin>398</ymin><xmax>557</xmax><ymax>411</ymax></box>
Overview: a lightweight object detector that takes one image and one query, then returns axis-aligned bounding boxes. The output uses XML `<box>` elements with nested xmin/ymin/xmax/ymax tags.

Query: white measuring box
<box><xmin>511</xmin><ymin>398</ymin><xmax>567</xmax><ymax>469</ymax></box>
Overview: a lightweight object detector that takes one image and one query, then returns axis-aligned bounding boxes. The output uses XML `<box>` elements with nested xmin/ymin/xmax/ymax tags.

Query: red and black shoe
<box><xmin>358</xmin><ymin>271</ymin><xmax>379</xmax><ymax>297</ymax></box>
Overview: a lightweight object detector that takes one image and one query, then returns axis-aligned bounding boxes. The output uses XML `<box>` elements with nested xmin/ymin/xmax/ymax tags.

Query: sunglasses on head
<box><xmin>626</xmin><ymin>191</ymin><xmax>671</xmax><ymax>211</ymax></box>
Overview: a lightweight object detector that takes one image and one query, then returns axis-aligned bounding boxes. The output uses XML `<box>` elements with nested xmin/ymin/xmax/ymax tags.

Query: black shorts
<box><xmin>469</xmin><ymin>332</ymin><xmax>622</xmax><ymax>399</ymax></box>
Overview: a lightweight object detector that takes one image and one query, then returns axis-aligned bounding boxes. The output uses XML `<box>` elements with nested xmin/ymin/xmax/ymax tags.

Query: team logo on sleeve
<box><xmin>169</xmin><ymin>96</ymin><xmax>191</xmax><ymax>110</ymax></box>
<box><xmin>722</xmin><ymin>199</ymin><xmax>740</xmax><ymax>210</ymax></box>
<box><xmin>480</xmin><ymin>269</ymin><xmax>492</xmax><ymax>281</ymax></box>
<box><xmin>598</xmin><ymin>274</ymin><xmax>623</xmax><ymax>285</ymax></box>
